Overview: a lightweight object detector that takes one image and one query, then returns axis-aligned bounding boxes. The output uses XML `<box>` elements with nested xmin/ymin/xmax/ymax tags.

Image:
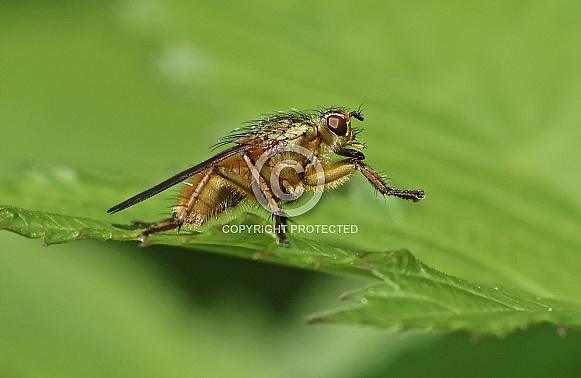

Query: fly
<box><xmin>108</xmin><ymin>107</ymin><xmax>425</xmax><ymax>246</ymax></box>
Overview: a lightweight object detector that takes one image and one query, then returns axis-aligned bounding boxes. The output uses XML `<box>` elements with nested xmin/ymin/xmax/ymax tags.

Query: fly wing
<box><xmin>107</xmin><ymin>143</ymin><xmax>265</xmax><ymax>214</ymax></box>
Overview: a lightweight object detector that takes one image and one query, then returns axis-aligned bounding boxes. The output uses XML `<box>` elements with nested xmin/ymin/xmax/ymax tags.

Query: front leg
<box><xmin>356</xmin><ymin>162</ymin><xmax>425</xmax><ymax>201</ymax></box>
<box><xmin>303</xmin><ymin>159</ymin><xmax>425</xmax><ymax>201</ymax></box>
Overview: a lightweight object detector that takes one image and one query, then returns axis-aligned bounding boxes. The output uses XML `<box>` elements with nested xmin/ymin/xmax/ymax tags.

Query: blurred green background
<box><xmin>2</xmin><ymin>1</ymin><xmax>581</xmax><ymax>377</ymax></box>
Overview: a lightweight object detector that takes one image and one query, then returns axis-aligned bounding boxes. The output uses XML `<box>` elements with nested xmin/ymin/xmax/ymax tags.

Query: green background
<box><xmin>1</xmin><ymin>1</ymin><xmax>581</xmax><ymax>376</ymax></box>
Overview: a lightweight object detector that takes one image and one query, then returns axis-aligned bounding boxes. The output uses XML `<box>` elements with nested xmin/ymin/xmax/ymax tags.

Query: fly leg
<box><xmin>214</xmin><ymin>161</ymin><xmax>289</xmax><ymax>246</ymax></box>
<box><xmin>275</xmin><ymin>214</ymin><xmax>289</xmax><ymax>247</ymax></box>
<box><xmin>136</xmin><ymin>167</ymin><xmax>215</xmax><ymax>242</ymax></box>
<box><xmin>242</xmin><ymin>154</ymin><xmax>289</xmax><ymax>246</ymax></box>
<box><xmin>136</xmin><ymin>219</ymin><xmax>180</xmax><ymax>242</ymax></box>
<box><xmin>356</xmin><ymin>163</ymin><xmax>425</xmax><ymax>201</ymax></box>
<box><xmin>304</xmin><ymin>159</ymin><xmax>425</xmax><ymax>201</ymax></box>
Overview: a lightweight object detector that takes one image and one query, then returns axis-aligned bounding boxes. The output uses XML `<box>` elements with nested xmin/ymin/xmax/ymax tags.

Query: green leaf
<box><xmin>309</xmin><ymin>257</ymin><xmax>581</xmax><ymax>336</ymax></box>
<box><xmin>2</xmin><ymin>167</ymin><xmax>581</xmax><ymax>336</ymax></box>
<box><xmin>0</xmin><ymin>206</ymin><xmax>139</xmax><ymax>244</ymax></box>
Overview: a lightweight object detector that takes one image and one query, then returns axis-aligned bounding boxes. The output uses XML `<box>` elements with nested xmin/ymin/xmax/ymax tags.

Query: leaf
<box><xmin>309</xmin><ymin>254</ymin><xmax>581</xmax><ymax>336</ymax></box>
<box><xmin>2</xmin><ymin>177</ymin><xmax>581</xmax><ymax>336</ymax></box>
<box><xmin>0</xmin><ymin>206</ymin><xmax>140</xmax><ymax>245</ymax></box>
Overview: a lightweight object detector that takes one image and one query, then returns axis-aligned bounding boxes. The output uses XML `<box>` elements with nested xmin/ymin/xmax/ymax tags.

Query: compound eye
<box><xmin>326</xmin><ymin>114</ymin><xmax>348</xmax><ymax>136</ymax></box>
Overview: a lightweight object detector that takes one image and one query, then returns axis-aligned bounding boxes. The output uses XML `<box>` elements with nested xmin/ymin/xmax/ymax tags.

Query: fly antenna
<box><xmin>349</xmin><ymin>110</ymin><xmax>364</xmax><ymax>121</ymax></box>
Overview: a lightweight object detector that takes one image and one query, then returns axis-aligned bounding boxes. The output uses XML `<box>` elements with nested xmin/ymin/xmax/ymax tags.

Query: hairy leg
<box><xmin>303</xmin><ymin>158</ymin><xmax>425</xmax><ymax>201</ymax></box>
